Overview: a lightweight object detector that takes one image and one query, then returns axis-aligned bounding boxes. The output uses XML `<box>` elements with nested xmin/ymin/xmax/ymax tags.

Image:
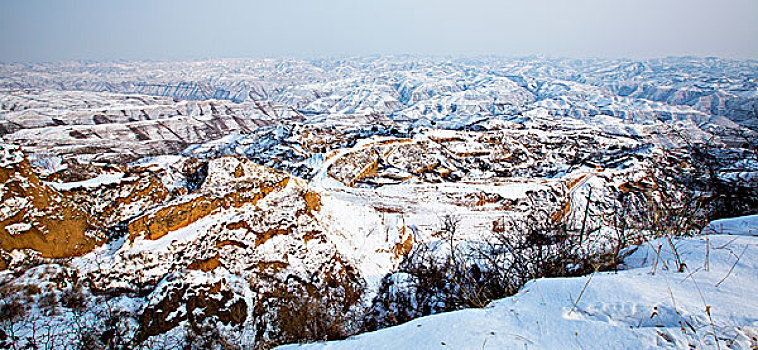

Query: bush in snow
<box><xmin>363</xmin><ymin>213</ymin><xmax>615</xmax><ymax>331</ymax></box>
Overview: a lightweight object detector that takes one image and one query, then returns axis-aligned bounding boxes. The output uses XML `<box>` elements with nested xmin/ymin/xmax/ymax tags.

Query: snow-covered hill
<box><xmin>280</xmin><ymin>218</ymin><xmax>758</xmax><ymax>350</ymax></box>
<box><xmin>0</xmin><ymin>56</ymin><xmax>756</xmax><ymax>349</ymax></box>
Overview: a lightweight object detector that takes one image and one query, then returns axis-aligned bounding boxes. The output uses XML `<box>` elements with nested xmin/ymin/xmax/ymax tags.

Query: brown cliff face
<box><xmin>60</xmin><ymin>166</ymin><xmax>172</xmax><ymax>229</ymax></box>
<box><xmin>112</xmin><ymin>168</ymin><xmax>171</xmax><ymax>211</ymax></box>
<box><xmin>127</xmin><ymin>156</ymin><xmax>296</xmax><ymax>242</ymax></box>
<box><xmin>187</xmin><ymin>254</ymin><xmax>222</xmax><ymax>272</ymax></box>
<box><xmin>127</xmin><ymin>177</ymin><xmax>290</xmax><ymax>241</ymax></box>
<box><xmin>0</xmin><ymin>151</ymin><xmax>102</xmax><ymax>259</ymax></box>
<box><xmin>303</xmin><ymin>189</ymin><xmax>322</xmax><ymax>212</ymax></box>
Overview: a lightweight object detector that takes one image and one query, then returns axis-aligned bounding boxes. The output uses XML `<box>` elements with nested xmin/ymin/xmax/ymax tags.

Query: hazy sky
<box><xmin>1</xmin><ymin>0</ymin><xmax>757</xmax><ymax>62</ymax></box>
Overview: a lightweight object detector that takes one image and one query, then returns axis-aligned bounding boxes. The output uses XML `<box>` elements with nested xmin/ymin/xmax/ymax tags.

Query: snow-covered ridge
<box><xmin>45</xmin><ymin>172</ymin><xmax>125</xmax><ymax>191</ymax></box>
<box><xmin>279</xmin><ymin>232</ymin><xmax>758</xmax><ymax>350</ymax></box>
<box><xmin>2</xmin><ymin>56</ymin><xmax>755</xmax><ymax>168</ymax></box>
<box><xmin>706</xmin><ymin>214</ymin><xmax>758</xmax><ymax>236</ymax></box>
<box><xmin>2</xmin><ymin>57</ymin><xmax>756</xmax><ymax>128</ymax></box>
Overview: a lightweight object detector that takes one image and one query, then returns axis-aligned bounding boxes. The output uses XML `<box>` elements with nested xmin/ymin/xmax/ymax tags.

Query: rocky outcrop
<box><xmin>136</xmin><ymin>273</ymin><xmax>247</xmax><ymax>343</ymax></box>
<box><xmin>0</xmin><ymin>145</ymin><xmax>103</xmax><ymax>259</ymax></box>
<box><xmin>59</xmin><ymin>166</ymin><xmax>172</xmax><ymax>229</ymax></box>
<box><xmin>127</xmin><ymin>157</ymin><xmax>291</xmax><ymax>241</ymax></box>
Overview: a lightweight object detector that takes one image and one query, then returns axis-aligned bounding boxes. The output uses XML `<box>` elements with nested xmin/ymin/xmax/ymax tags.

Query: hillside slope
<box><xmin>280</xmin><ymin>221</ymin><xmax>758</xmax><ymax>350</ymax></box>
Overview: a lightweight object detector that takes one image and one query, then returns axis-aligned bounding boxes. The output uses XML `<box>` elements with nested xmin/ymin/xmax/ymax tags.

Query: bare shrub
<box><xmin>0</xmin><ymin>296</ymin><xmax>27</xmax><ymax>349</ymax></box>
<box><xmin>182</xmin><ymin>158</ymin><xmax>208</xmax><ymax>193</ymax></box>
<box><xmin>612</xmin><ymin>149</ymin><xmax>719</xmax><ymax>272</ymax></box>
<box><xmin>670</xmin><ymin>127</ymin><xmax>758</xmax><ymax>220</ymax></box>
<box><xmin>59</xmin><ymin>285</ymin><xmax>87</xmax><ymax>316</ymax></box>
<box><xmin>255</xmin><ymin>271</ymin><xmax>365</xmax><ymax>348</ymax></box>
<box><xmin>183</xmin><ymin>318</ymin><xmax>238</xmax><ymax>350</ymax></box>
<box><xmin>364</xmin><ymin>212</ymin><xmax>613</xmax><ymax>331</ymax></box>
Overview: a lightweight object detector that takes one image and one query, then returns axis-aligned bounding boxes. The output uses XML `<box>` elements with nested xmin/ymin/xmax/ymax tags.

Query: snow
<box><xmin>131</xmin><ymin>154</ymin><xmax>184</xmax><ymax>168</ymax></box>
<box><xmin>316</xmin><ymin>192</ymin><xmax>396</xmax><ymax>289</ymax></box>
<box><xmin>706</xmin><ymin>214</ymin><xmax>758</xmax><ymax>236</ymax></box>
<box><xmin>5</xmin><ymin>222</ymin><xmax>31</xmax><ymax>236</ymax></box>
<box><xmin>28</xmin><ymin>153</ymin><xmax>67</xmax><ymax>173</ymax></box>
<box><xmin>128</xmin><ymin>207</ymin><xmax>237</xmax><ymax>253</ymax></box>
<box><xmin>2</xmin><ymin>56</ymin><xmax>757</xmax><ymax>349</ymax></box>
<box><xmin>279</xmin><ymin>234</ymin><xmax>758</xmax><ymax>350</ymax></box>
<box><xmin>0</xmin><ymin>143</ymin><xmax>24</xmax><ymax>167</ymax></box>
<box><xmin>0</xmin><ymin>196</ymin><xmax>29</xmax><ymax>221</ymax></box>
<box><xmin>46</xmin><ymin>172</ymin><xmax>125</xmax><ymax>191</ymax></box>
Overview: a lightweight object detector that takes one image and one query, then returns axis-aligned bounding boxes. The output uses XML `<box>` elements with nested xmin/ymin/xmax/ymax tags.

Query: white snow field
<box><xmin>280</xmin><ymin>227</ymin><xmax>758</xmax><ymax>349</ymax></box>
<box><xmin>707</xmin><ymin>215</ymin><xmax>758</xmax><ymax>237</ymax></box>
